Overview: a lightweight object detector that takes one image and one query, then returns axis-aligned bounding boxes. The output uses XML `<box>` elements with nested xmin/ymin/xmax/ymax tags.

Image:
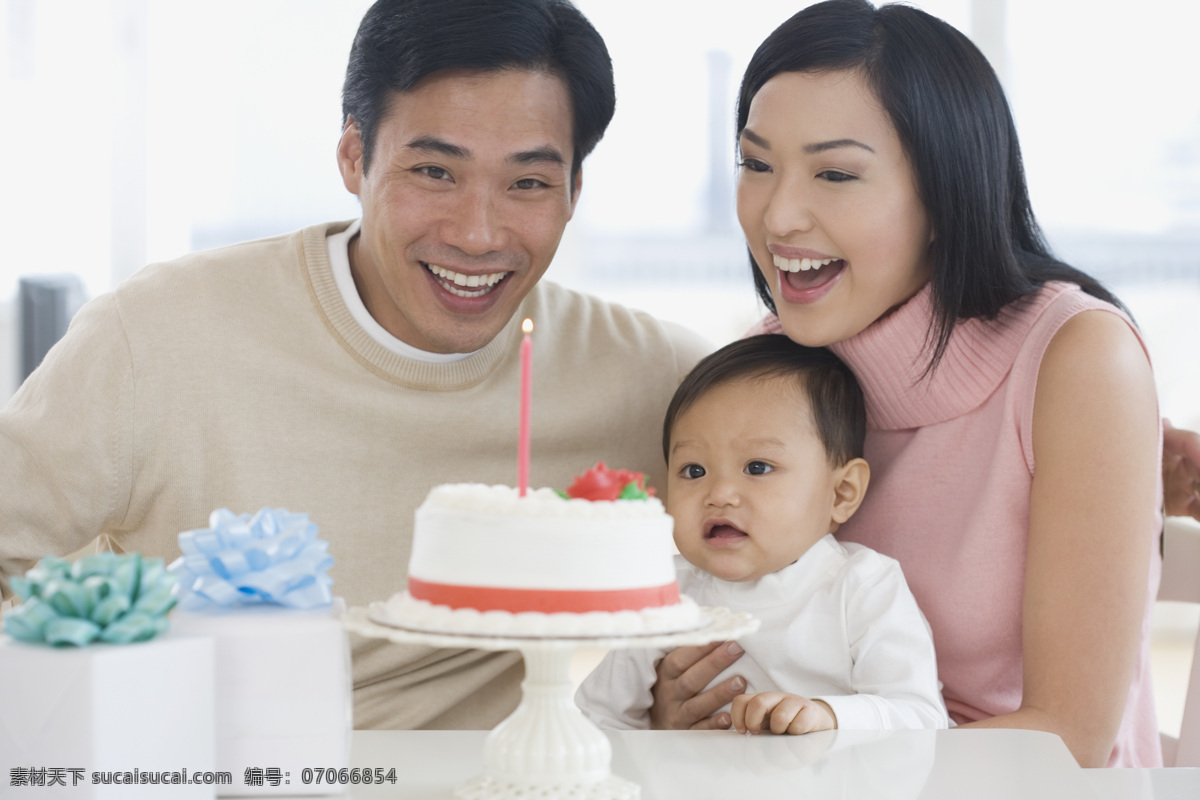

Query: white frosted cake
<box><xmin>383</xmin><ymin>480</ymin><xmax>702</xmax><ymax>636</ymax></box>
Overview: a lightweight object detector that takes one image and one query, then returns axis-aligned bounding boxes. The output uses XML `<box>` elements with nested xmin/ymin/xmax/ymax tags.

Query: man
<box><xmin>0</xmin><ymin>0</ymin><xmax>709</xmax><ymax>730</ymax></box>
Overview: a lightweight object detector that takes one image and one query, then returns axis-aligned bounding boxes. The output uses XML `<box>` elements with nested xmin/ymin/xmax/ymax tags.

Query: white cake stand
<box><xmin>343</xmin><ymin>603</ymin><xmax>758</xmax><ymax>800</ymax></box>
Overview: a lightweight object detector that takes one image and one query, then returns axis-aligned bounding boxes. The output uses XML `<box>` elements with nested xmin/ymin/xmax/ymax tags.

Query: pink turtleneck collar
<box><xmin>754</xmin><ymin>281</ymin><xmax>1080</xmax><ymax>431</ymax></box>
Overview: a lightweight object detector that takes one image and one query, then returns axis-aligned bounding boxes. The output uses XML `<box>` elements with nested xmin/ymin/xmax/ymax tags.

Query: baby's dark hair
<box><xmin>662</xmin><ymin>335</ymin><xmax>866</xmax><ymax>468</ymax></box>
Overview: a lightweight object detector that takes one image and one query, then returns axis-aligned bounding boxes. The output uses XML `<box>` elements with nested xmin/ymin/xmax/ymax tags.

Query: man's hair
<box><xmin>662</xmin><ymin>335</ymin><xmax>866</xmax><ymax>468</ymax></box>
<box><xmin>342</xmin><ymin>0</ymin><xmax>615</xmax><ymax>179</ymax></box>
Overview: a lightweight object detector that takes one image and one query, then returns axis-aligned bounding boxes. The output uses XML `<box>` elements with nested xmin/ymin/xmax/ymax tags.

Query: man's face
<box><xmin>338</xmin><ymin>69</ymin><xmax>578</xmax><ymax>354</ymax></box>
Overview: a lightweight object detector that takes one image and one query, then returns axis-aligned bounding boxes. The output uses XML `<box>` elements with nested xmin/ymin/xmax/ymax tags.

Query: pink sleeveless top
<box><xmin>757</xmin><ymin>281</ymin><xmax>1164</xmax><ymax>766</ymax></box>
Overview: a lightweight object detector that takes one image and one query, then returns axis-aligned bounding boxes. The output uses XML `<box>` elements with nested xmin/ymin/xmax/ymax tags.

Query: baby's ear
<box><xmin>829</xmin><ymin>458</ymin><xmax>870</xmax><ymax>531</ymax></box>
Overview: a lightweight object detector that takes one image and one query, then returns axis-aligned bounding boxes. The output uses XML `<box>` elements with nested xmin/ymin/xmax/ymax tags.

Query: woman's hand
<box><xmin>731</xmin><ymin>692</ymin><xmax>837</xmax><ymax>735</ymax></box>
<box><xmin>649</xmin><ymin>641</ymin><xmax>746</xmax><ymax>730</ymax></box>
<box><xmin>1163</xmin><ymin>419</ymin><xmax>1200</xmax><ymax>521</ymax></box>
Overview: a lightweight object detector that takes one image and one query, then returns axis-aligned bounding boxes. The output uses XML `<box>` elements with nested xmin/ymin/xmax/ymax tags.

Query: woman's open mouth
<box><xmin>771</xmin><ymin>253</ymin><xmax>846</xmax><ymax>303</ymax></box>
<box><xmin>774</xmin><ymin>253</ymin><xmax>846</xmax><ymax>292</ymax></box>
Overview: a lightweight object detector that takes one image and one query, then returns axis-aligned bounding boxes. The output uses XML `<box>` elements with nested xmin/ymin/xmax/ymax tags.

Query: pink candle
<box><xmin>518</xmin><ymin>318</ymin><xmax>533</xmax><ymax>497</ymax></box>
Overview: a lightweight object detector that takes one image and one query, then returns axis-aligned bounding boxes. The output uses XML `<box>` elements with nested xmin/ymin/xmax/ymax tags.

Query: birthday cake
<box><xmin>380</xmin><ymin>464</ymin><xmax>703</xmax><ymax>636</ymax></box>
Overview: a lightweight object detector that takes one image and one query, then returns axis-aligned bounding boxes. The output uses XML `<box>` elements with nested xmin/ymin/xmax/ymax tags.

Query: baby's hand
<box><xmin>730</xmin><ymin>692</ymin><xmax>837</xmax><ymax>735</ymax></box>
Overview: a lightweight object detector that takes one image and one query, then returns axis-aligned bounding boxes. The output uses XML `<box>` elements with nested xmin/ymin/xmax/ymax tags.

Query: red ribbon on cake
<box><xmin>408</xmin><ymin>577</ymin><xmax>680</xmax><ymax>614</ymax></box>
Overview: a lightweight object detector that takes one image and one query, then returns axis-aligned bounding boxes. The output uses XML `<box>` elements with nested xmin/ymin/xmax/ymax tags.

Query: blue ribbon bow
<box><xmin>168</xmin><ymin>508</ymin><xmax>334</xmax><ymax>610</ymax></box>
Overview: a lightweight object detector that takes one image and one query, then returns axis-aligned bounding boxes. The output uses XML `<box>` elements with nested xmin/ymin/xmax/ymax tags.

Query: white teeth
<box><xmin>426</xmin><ymin>263</ymin><xmax>508</xmax><ymax>296</ymax></box>
<box><xmin>772</xmin><ymin>254</ymin><xmax>838</xmax><ymax>273</ymax></box>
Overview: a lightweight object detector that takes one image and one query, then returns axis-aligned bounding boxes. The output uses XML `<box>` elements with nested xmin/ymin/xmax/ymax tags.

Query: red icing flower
<box><xmin>564</xmin><ymin>462</ymin><xmax>656</xmax><ymax>501</ymax></box>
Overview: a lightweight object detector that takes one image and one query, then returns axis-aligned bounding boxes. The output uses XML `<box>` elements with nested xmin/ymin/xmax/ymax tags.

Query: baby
<box><xmin>576</xmin><ymin>334</ymin><xmax>948</xmax><ymax>734</ymax></box>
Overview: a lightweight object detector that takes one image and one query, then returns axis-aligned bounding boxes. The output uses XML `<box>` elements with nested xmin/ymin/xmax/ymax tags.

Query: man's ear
<box><xmin>337</xmin><ymin>117</ymin><xmax>365</xmax><ymax>196</ymax></box>
<box><xmin>567</xmin><ymin>167</ymin><xmax>583</xmax><ymax>218</ymax></box>
<box><xmin>829</xmin><ymin>458</ymin><xmax>870</xmax><ymax>532</ymax></box>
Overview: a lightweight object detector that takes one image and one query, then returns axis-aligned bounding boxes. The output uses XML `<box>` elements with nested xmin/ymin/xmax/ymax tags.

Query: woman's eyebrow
<box><xmin>739</xmin><ymin>128</ymin><xmax>875</xmax><ymax>155</ymax></box>
<box><xmin>804</xmin><ymin>138</ymin><xmax>875</xmax><ymax>154</ymax></box>
<box><xmin>740</xmin><ymin>127</ymin><xmax>770</xmax><ymax>149</ymax></box>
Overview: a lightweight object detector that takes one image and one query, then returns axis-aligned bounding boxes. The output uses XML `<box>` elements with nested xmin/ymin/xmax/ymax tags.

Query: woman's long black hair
<box><xmin>738</xmin><ymin>0</ymin><xmax>1124</xmax><ymax>369</ymax></box>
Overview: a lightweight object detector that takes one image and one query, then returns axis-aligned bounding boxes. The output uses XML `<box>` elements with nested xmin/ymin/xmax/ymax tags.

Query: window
<box><xmin>1</xmin><ymin>0</ymin><xmax>1196</xmax><ymax>425</ymax></box>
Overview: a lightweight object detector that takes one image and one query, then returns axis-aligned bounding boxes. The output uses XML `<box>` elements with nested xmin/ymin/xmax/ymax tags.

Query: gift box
<box><xmin>169</xmin><ymin>602</ymin><xmax>352</xmax><ymax>796</ymax></box>
<box><xmin>166</xmin><ymin>507</ymin><xmax>351</xmax><ymax>796</ymax></box>
<box><xmin>0</xmin><ymin>633</ymin><xmax>216</xmax><ymax>799</ymax></box>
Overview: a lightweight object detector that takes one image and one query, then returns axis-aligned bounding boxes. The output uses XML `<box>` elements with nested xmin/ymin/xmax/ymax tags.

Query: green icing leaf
<box><xmin>618</xmin><ymin>481</ymin><xmax>651</xmax><ymax>501</ymax></box>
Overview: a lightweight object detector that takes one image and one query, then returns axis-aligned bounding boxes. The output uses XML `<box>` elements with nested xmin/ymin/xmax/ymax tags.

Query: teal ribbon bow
<box><xmin>168</xmin><ymin>508</ymin><xmax>334</xmax><ymax>610</ymax></box>
<box><xmin>4</xmin><ymin>553</ymin><xmax>177</xmax><ymax>646</ymax></box>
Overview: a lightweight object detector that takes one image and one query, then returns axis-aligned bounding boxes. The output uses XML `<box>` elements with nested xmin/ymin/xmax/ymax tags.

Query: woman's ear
<box><xmin>829</xmin><ymin>458</ymin><xmax>870</xmax><ymax>532</ymax></box>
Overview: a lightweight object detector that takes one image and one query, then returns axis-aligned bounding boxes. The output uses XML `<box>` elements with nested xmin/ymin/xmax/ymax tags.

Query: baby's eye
<box><xmin>745</xmin><ymin>461</ymin><xmax>773</xmax><ymax>476</ymax></box>
<box><xmin>680</xmin><ymin>464</ymin><xmax>706</xmax><ymax>479</ymax></box>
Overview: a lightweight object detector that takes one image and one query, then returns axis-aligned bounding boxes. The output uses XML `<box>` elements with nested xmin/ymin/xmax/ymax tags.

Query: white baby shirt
<box><xmin>575</xmin><ymin>534</ymin><xmax>948</xmax><ymax>730</ymax></box>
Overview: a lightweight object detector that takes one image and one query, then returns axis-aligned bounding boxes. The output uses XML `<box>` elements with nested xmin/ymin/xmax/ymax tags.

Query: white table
<box><xmin>261</xmin><ymin>729</ymin><xmax>1199</xmax><ymax>799</ymax></box>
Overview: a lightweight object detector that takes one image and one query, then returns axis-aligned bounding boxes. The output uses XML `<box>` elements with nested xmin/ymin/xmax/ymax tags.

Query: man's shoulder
<box><xmin>527</xmin><ymin>281</ymin><xmax>712</xmax><ymax>368</ymax></box>
<box><xmin>116</xmin><ymin>222</ymin><xmax>340</xmax><ymax>304</ymax></box>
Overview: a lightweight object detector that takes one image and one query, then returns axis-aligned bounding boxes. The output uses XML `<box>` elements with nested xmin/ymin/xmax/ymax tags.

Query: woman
<box><xmin>650</xmin><ymin>0</ymin><xmax>1168</xmax><ymax>767</ymax></box>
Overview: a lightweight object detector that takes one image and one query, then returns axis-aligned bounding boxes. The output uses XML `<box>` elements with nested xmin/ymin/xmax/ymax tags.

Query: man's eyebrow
<box><xmin>508</xmin><ymin>146</ymin><xmax>567</xmax><ymax>167</ymax></box>
<box><xmin>402</xmin><ymin>137</ymin><xmax>566</xmax><ymax>169</ymax></box>
<box><xmin>405</xmin><ymin>135</ymin><xmax>471</xmax><ymax>159</ymax></box>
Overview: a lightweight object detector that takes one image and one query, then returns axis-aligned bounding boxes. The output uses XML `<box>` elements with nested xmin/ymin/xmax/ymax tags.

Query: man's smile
<box><xmin>423</xmin><ymin>262</ymin><xmax>511</xmax><ymax>298</ymax></box>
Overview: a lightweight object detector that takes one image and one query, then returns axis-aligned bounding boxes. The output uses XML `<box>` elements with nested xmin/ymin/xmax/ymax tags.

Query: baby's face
<box><xmin>666</xmin><ymin>375</ymin><xmax>841</xmax><ymax>582</ymax></box>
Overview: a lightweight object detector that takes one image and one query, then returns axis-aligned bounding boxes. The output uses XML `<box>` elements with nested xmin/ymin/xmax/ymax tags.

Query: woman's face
<box><xmin>737</xmin><ymin>69</ymin><xmax>934</xmax><ymax>347</ymax></box>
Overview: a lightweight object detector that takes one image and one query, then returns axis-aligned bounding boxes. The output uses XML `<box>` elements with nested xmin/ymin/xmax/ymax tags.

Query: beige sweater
<box><xmin>0</xmin><ymin>220</ymin><xmax>711</xmax><ymax>729</ymax></box>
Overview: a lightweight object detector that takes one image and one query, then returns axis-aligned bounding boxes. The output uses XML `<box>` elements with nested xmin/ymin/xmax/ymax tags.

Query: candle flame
<box><xmin>522</xmin><ymin>318</ymin><xmax>533</xmax><ymax>334</ymax></box>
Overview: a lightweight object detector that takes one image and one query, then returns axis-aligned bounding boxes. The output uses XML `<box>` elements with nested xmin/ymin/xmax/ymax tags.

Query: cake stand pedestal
<box><xmin>343</xmin><ymin>604</ymin><xmax>758</xmax><ymax>800</ymax></box>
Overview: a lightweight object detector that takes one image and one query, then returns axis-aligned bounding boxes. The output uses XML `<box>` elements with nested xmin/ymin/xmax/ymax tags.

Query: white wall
<box><xmin>0</xmin><ymin>300</ymin><xmax>15</xmax><ymax>403</ymax></box>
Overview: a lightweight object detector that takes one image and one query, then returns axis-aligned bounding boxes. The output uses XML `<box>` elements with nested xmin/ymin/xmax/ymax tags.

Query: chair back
<box><xmin>1158</xmin><ymin>517</ymin><xmax>1200</xmax><ymax>767</ymax></box>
